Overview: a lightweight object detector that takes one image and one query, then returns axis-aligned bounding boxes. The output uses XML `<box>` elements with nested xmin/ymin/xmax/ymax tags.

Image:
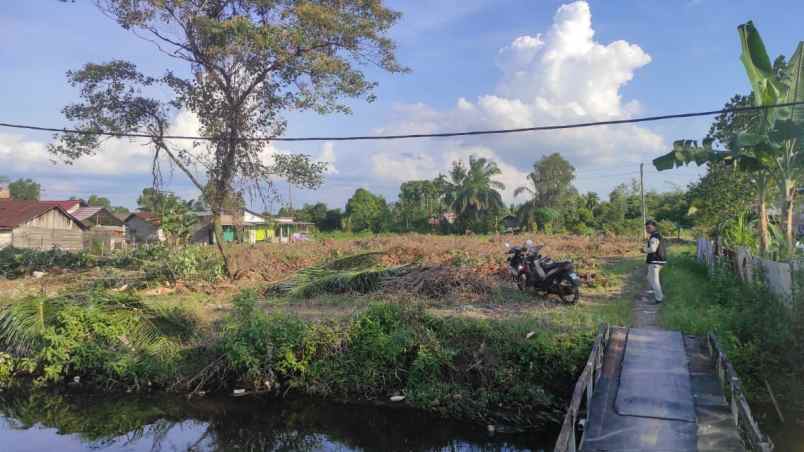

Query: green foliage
<box><xmin>0</xmin><ymin>247</ymin><xmax>94</xmax><ymax>278</ymax></box>
<box><xmin>344</xmin><ymin>188</ymin><xmax>389</xmax><ymax>233</ymax></box>
<box><xmin>660</xmin><ymin>252</ymin><xmax>796</xmax><ymax>398</ymax></box>
<box><xmin>141</xmin><ymin>246</ymin><xmax>224</xmax><ymax>283</ymax></box>
<box><xmin>515</xmin><ymin>153</ymin><xmax>576</xmax><ymax>209</ymax></box>
<box><xmin>396</xmin><ymin>180</ymin><xmax>443</xmax><ymax>233</ymax></box>
<box><xmin>159</xmin><ymin>202</ymin><xmax>198</xmax><ymax>247</ymax></box>
<box><xmin>721</xmin><ymin>212</ymin><xmax>758</xmax><ymax>251</ymax></box>
<box><xmin>0</xmin><ymin>291</ymin><xmax>194</xmax><ymax>388</ymax></box>
<box><xmin>8</xmin><ymin>178</ymin><xmax>41</xmax><ymax>200</ymax></box>
<box><xmin>216</xmin><ymin>291</ymin><xmax>598</xmax><ymax>427</ymax></box>
<box><xmin>84</xmin><ymin>194</ymin><xmax>111</xmax><ymax>209</ymax></box>
<box><xmin>220</xmin><ymin>290</ymin><xmax>310</xmax><ymax>387</ymax></box>
<box><xmin>442</xmin><ymin>156</ymin><xmax>506</xmax><ymax>233</ymax></box>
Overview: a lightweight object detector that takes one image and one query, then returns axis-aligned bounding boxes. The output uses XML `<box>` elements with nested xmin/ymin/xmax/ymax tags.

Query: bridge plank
<box><xmin>614</xmin><ymin>329</ymin><xmax>697</xmax><ymax>422</ymax></box>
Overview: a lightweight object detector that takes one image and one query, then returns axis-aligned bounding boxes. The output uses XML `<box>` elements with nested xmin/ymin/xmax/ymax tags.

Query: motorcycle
<box><xmin>505</xmin><ymin>240</ymin><xmax>580</xmax><ymax>304</ymax></box>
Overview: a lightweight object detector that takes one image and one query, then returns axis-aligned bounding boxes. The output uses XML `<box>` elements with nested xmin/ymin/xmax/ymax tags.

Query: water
<box><xmin>0</xmin><ymin>390</ymin><xmax>554</xmax><ymax>451</ymax></box>
<box><xmin>765</xmin><ymin>408</ymin><xmax>804</xmax><ymax>452</ymax></box>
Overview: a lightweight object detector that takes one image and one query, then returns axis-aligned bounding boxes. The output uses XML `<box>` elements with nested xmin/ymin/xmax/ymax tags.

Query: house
<box><xmin>243</xmin><ymin>209</ymin><xmax>274</xmax><ymax>244</ymax></box>
<box><xmin>0</xmin><ymin>200</ymin><xmax>86</xmax><ymax>250</ymax></box>
<box><xmin>124</xmin><ymin>212</ymin><xmax>164</xmax><ymax>244</ymax></box>
<box><xmin>274</xmin><ymin>217</ymin><xmax>314</xmax><ymax>243</ymax></box>
<box><xmin>0</xmin><ymin>184</ymin><xmax>9</xmax><ymax>200</ymax></box>
<box><xmin>72</xmin><ymin>206</ymin><xmax>127</xmax><ymax>251</ymax></box>
<box><xmin>188</xmin><ymin>211</ymin><xmax>236</xmax><ymax>244</ymax></box>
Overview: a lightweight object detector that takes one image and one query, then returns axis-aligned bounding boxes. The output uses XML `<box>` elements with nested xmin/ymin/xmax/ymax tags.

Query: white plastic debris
<box><xmin>233</xmin><ymin>389</ymin><xmax>246</xmax><ymax>396</ymax></box>
<box><xmin>389</xmin><ymin>395</ymin><xmax>405</xmax><ymax>402</ymax></box>
<box><xmin>32</xmin><ymin>271</ymin><xmax>47</xmax><ymax>279</ymax></box>
<box><xmin>526</xmin><ymin>331</ymin><xmax>536</xmax><ymax>339</ymax></box>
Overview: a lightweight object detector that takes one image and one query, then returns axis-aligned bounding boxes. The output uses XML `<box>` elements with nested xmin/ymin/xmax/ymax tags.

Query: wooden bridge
<box><xmin>554</xmin><ymin>325</ymin><xmax>774</xmax><ymax>452</ymax></box>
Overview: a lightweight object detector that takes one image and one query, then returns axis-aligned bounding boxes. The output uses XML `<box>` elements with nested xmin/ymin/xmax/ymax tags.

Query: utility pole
<box><xmin>640</xmin><ymin>163</ymin><xmax>647</xmax><ymax>239</ymax></box>
<box><xmin>288</xmin><ymin>182</ymin><xmax>293</xmax><ymax>216</ymax></box>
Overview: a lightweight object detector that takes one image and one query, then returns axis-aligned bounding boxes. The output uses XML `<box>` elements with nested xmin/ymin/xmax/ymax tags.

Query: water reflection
<box><xmin>0</xmin><ymin>391</ymin><xmax>553</xmax><ymax>451</ymax></box>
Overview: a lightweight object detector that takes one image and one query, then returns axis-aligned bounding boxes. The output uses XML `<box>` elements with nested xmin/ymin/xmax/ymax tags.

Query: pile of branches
<box><xmin>381</xmin><ymin>266</ymin><xmax>494</xmax><ymax>300</ymax></box>
<box><xmin>268</xmin><ymin>252</ymin><xmax>411</xmax><ymax>298</ymax></box>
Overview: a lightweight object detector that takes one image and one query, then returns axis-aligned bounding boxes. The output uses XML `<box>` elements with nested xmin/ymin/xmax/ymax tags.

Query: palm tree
<box><xmin>442</xmin><ymin>156</ymin><xmax>506</xmax><ymax>231</ymax></box>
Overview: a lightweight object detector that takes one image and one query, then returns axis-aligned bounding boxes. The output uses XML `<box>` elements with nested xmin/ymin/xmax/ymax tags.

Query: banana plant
<box><xmin>654</xmin><ymin>21</ymin><xmax>803</xmax><ymax>256</ymax></box>
<box><xmin>737</xmin><ymin>22</ymin><xmax>804</xmax><ymax>255</ymax></box>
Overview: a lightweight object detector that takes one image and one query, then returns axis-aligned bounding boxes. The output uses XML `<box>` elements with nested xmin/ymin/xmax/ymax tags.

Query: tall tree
<box><xmin>85</xmin><ymin>194</ymin><xmax>112</xmax><ymax>209</ymax></box>
<box><xmin>687</xmin><ymin>161</ymin><xmax>756</xmax><ymax>234</ymax></box>
<box><xmin>345</xmin><ymin>188</ymin><xmax>387</xmax><ymax>233</ymax></box>
<box><xmin>49</xmin><ymin>0</ymin><xmax>405</xmax><ymax>276</ymax></box>
<box><xmin>8</xmin><ymin>179</ymin><xmax>41</xmax><ymax>201</ymax></box>
<box><xmin>515</xmin><ymin>153</ymin><xmax>575</xmax><ymax>231</ymax></box>
<box><xmin>398</xmin><ymin>180</ymin><xmax>441</xmax><ymax>231</ymax></box>
<box><xmin>442</xmin><ymin>156</ymin><xmax>505</xmax><ymax>233</ymax></box>
<box><xmin>515</xmin><ymin>153</ymin><xmax>576</xmax><ymax>209</ymax></box>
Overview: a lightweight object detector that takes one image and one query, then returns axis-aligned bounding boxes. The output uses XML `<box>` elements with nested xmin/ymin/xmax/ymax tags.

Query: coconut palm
<box><xmin>442</xmin><ymin>156</ymin><xmax>506</xmax><ymax>231</ymax></box>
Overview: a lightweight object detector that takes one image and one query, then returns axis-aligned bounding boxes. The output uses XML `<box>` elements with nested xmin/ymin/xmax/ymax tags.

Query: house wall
<box><xmin>0</xmin><ymin>231</ymin><xmax>11</xmax><ymax>248</ymax></box>
<box><xmin>12</xmin><ymin>227</ymin><xmax>83</xmax><ymax>250</ymax></box>
<box><xmin>25</xmin><ymin>209</ymin><xmax>78</xmax><ymax>230</ymax></box>
<box><xmin>243</xmin><ymin>211</ymin><xmax>265</xmax><ymax>223</ymax></box>
<box><xmin>83</xmin><ymin>225</ymin><xmax>127</xmax><ymax>251</ymax></box>
<box><xmin>125</xmin><ymin>217</ymin><xmax>161</xmax><ymax>243</ymax></box>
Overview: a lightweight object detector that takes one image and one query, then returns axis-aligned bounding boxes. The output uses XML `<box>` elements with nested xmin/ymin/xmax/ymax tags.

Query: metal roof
<box><xmin>0</xmin><ymin>200</ymin><xmax>80</xmax><ymax>230</ymax></box>
<box><xmin>70</xmin><ymin>206</ymin><xmax>103</xmax><ymax>222</ymax></box>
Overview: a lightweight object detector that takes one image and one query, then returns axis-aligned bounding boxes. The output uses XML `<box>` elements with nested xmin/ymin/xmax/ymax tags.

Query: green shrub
<box><xmin>660</xmin><ymin>253</ymin><xmax>795</xmax><ymax>397</ymax></box>
<box><xmin>0</xmin><ymin>247</ymin><xmax>95</xmax><ymax>278</ymax></box>
<box><xmin>0</xmin><ymin>290</ymin><xmax>192</xmax><ymax>388</ymax></box>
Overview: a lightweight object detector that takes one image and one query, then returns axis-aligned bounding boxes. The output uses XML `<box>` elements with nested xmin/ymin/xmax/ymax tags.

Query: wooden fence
<box><xmin>696</xmin><ymin>238</ymin><xmax>796</xmax><ymax>303</ymax></box>
<box><xmin>553</xmin><ymin>324</ymin><xmax>610</xmax><ymax>452</ymax></box>
<box><xmin>707</xmin><ymin>333</ymin><xmax>774</xmax><ymax>452</ymax></box>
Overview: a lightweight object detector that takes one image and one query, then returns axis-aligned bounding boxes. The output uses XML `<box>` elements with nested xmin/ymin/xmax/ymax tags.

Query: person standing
<box><xmin>644</xmin><ymin>220</ymin><xmax>666</xmax><ymax>304</ymax></box>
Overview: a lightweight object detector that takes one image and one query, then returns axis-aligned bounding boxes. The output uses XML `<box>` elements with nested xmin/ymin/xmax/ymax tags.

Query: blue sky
<box><xmin>2</xmin><ymin>0</ymin><xmax>803</xmax><ymax>211</ymax></box>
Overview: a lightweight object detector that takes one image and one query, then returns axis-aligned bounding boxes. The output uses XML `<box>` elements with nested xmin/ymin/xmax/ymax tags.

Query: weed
<box><xmin>660</xmin><ymin>252</ymin><xmax>796</xmax><ymax>399</ymax></box>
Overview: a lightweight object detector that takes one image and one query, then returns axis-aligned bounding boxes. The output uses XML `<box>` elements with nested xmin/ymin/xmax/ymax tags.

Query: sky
<box><xmin>2</xmin><ymin>0</ymin><xmax>804</xmax><ymax>212</ymax></box>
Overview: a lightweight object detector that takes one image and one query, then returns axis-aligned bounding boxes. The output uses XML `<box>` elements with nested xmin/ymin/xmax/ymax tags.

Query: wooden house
<box><xmin>72</xmin><ymin>206</ymin><xmax>127</xmax><ymax>251</ymax></box>
<box><xmin>0</xmin><ymin>200</ymin><xmax>86</xmax><ymax>250</ymax></box>
<box><xmin>124</xmin><ymin>212</ymin><xmax>164</xmax><ymax>244</ymax></box>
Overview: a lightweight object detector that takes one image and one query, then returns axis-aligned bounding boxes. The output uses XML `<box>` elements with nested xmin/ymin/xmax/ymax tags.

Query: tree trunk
<box><xmin>783</xmin><ymin>177</ymin><xmax>797</xmax><ymax>257</ymax></box>
<box><xmin>211</xmin><ymin>209</ymin><xmax>233</xmax><ymax>279</ymax></box>
<box><xmin>758</xmin><ymin>185</ymin><xmax>770</xmax><ymax>255</ymax></box>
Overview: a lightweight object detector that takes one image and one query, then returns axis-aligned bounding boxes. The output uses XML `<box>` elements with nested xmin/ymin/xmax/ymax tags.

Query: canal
<box><xmin>0</xmin><ymin>390</ymin><xmax>555</xmax><ymax>451</ymax></box>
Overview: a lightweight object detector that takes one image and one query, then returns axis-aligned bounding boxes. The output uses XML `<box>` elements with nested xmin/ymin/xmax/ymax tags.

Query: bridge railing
<box><xmin>707</xmin><ymin>333</ymin><xmax>774</xmax><ymax>452</ymax></box>
<box><xmin>553</xmin><ymin>324</ymin><xmax>610</xmax><ymax>452</ymax></box>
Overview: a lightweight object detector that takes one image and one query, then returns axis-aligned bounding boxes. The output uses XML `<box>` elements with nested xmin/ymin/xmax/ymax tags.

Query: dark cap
<box><xmin>645</xmin><ymin>219</ymin><xmax>657</xmax><ymax>227</ymax></box>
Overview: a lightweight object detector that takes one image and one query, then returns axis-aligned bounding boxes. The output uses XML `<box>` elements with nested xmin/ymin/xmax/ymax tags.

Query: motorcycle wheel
<box><xmin>516</xmin><ymin>273</ymin><xmax>528</xmax><ymax>291</ymax></box>
<box><xmin>557</xmin><ymin>274</ymin><xmax>579</xmax><ymax>304</ymax></box>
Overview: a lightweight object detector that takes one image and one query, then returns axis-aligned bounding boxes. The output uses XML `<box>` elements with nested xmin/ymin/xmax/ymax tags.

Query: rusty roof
<box><xmin>0</xmin><ymin>200</ymin><xmax>80</xmax><ymax>230</ymax></box>
<box><xmin>39</xmin><ymin>200</ymin><xmax>81</xmax><ymax>212</ymax></box>
<box><xmin>124</xmin><ymin>211</ymin><xmax>162</xmax><ymax>226</ymax></box>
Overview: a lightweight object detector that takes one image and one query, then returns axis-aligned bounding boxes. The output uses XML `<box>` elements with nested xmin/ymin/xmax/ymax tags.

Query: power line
<box><xmin>1</xmin><ymin>102</ymin><xmax>802</xmax><ymax>143</ymax></box>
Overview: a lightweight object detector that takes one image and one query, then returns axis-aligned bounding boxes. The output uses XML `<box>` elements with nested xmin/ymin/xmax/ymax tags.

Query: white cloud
<box><xmin>318</xmin><ymin>142</ymin><xmax>338</xmax><ymax>175</ymax></box>
<box><xmin>368</xmin><ymin>0</ymin><xmax>664</xmax><ymax>199</ymax></box>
